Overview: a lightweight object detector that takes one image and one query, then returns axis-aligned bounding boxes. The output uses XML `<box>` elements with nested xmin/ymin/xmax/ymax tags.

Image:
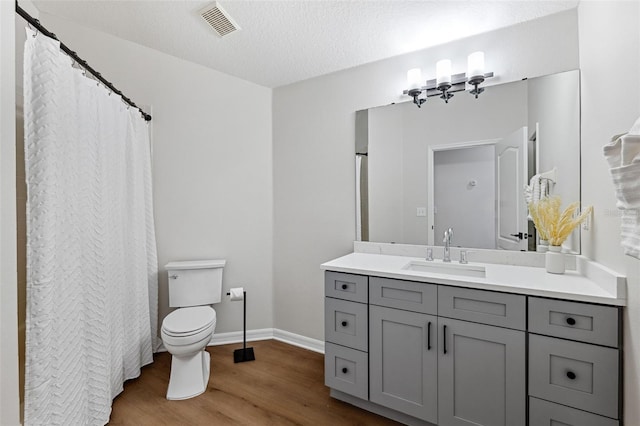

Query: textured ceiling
<box><xmin>32</xmin><ymin>0</ymin><xmax>578</xmax><ymax>88</ymax></box>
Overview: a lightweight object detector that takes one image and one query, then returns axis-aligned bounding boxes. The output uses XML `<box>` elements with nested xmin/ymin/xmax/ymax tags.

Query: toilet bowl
<box><xmin>162</xmin><ymin>305</ymin><xmax>217</xmax><ymax>400</ymax></box>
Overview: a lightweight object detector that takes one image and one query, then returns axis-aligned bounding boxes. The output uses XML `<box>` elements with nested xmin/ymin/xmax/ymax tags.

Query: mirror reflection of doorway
<box><xmin>431</xmin><ymin>142</ymin><xmax>496</xmax><ymax>249</ymax></box>
<box><xmin>429</xmin><ymin>126</ymin><xmax>529</xmax><ymax>250</ymax></box>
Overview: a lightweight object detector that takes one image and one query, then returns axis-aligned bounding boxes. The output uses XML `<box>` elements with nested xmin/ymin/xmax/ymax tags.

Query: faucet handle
<box><xmin>459</xmin><ymin>250</ymin><xmax>468</xmax><ymax>264</ymax></box>
<box><xmin>426</xmin><ymin>248</ymin><xmax>434</xmax><ymax>261</ymax></box>
<box><xmin>443</xmin><ymin>227</ymin><xmax>454</xmax><ymax>243</ymax></box>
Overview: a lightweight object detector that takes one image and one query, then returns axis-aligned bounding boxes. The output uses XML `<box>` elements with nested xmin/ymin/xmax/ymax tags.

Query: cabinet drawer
<box><xmin>369</xmin><ymin>276</ymin><xmax>437</xmax><ymax>314</ymax></box>
<box><xmin>529</xmin><ymin>297</ymin><xmax>620</xmax><ymax>347</ymax></box>
<box><xmin>529</xmin><ymin>397</ymin><xmax>618</xmax><ymax>426</ymax></box>
<box><xmin>325</xmin><ymin>298</ymin><xmax>368</xmax><ymax>351</ymax></box>
<box><xmin>324</xmin><ymin>342</ymin><xmax>368</xmax><ymax>400</ymax></box>
<box><xmin>529</xmin><ymin>334</ymin><xmax>619</xmax><ymax>419</ymax></box>
<box><xmin>325</xmin><ymin>271</ymin><xmax>368</xmax><ymax>303</ymax></box>
<box><xmin>438</xmin><ymin>286</ymin><xmax>526</xmax><ymax>330</ymax></box>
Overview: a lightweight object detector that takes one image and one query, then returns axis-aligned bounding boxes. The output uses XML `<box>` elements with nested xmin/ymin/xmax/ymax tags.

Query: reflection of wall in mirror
<box><xmin>527</xmin><ymin>70</ymin><xmax>580</xmax><ymax>252</ymax></box>
<box><xmin>355</xmin><ymin>110</ymin><xmax>369</xmax><ymax>241</ymax></box>
<box><xmin>368</xmin><ymin>103</ymin><xmax>404</xmax><ymax>243</ymax></box>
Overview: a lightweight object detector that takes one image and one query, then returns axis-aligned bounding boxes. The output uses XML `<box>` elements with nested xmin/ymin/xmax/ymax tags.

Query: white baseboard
<box><xmin>273</xmin><ymin>329</ymin><xmax>325</xmax><ymax>354</ymax></box>
<box><xmin>156</xmin><ymin>328</ymin><xmax>325</xmax><ymax>354</ymax></box>
<box><xmin>209</xmin><ymin>328</ymin><xmax>274</xmax><ymax>346</ymax></box>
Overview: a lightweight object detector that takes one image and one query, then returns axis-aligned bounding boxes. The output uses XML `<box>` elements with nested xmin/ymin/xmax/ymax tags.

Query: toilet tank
<box><xmin>166</xmin><ymin>259</ymin><xmax>226</xmax><ymax>308</ymax></box>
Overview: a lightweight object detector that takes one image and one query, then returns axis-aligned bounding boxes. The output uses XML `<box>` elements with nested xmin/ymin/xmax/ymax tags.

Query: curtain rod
<box><xmin>15</xmin><ymin>1</ymin><xmax>152</xmax><ymax>122</ymax></box>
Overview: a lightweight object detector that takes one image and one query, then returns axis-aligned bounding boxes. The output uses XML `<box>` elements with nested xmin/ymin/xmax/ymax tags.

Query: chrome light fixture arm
<box><xmin>408</xmin><ymin>88</ymin><xmax>426</xmax><ymax>108</ymax></box>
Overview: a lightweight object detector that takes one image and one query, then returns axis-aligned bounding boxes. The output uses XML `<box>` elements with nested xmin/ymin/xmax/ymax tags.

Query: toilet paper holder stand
<box><xmin>227</xmin><ymin>290</ymin><xmax>255</xmax><ymax>363</ymax></box>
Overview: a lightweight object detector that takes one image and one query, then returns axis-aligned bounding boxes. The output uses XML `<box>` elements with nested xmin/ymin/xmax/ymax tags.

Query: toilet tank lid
<box><xmin>165</xmin><ymin>259</ymin><xmax>226</xmax><ymax>270</ymax></box>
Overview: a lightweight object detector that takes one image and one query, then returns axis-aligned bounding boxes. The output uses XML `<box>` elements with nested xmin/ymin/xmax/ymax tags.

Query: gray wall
<box><xmin>577</xmin><ymin>2</ymin><xmax>640</xmax><ymax>423</ymax></box>
<box><xmin>1</xmin><ymin>1</ymin><xmax>20</xmax><ymax>424</ymax></box>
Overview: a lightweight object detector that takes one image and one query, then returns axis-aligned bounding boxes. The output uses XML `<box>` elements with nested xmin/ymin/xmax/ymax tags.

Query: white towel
<box><xmin>604</xmin><ymin>125</ymin><xmax>640</xmax><ymax>259</ymax></box>
<box><xmin>525</xmin><ymin>174</ymin><xmax>543</xmax><ymax>204</ymax></box>
<box><xmin>621</xmin><ymin>210</ymin><xmax>640</xmax><ymax>259</ymax></box>
<box><xmin>524</xmin><ymin>173</ymin><xmax>550</xmax><ymax>205</ymax></box>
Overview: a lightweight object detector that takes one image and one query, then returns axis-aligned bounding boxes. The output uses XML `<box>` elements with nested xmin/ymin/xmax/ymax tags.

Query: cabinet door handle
<box><xmin>566</xmin><ymin>371</ymin><xmax>576</xmax><ymax>380</ymax></box>
<box><xmin>443</xmin><ymin>325</ymin><xmax>448</xmax><ymax>354</ymax></box>
<box><xmin>341</xmin><ymin>283</ymin><xmax>348</xmax><ymax>290</ymax></box>
<box><xmin>342</xmin><ymin>367</ymin><xmax>348</xmax><ymax>374</ymax></box>
<box><xmin>427</xmin><ymin>321</ymin><xmax>432</xmax><ymax>351</ymax></box>
<box><xmin>565</xmin><ymin>317</ymin><xmax>576</xmax><ymax>326</ymax></box>
<box><xmin>341</xmin><ymin>320</ymin><xmax>348</xmax><ymax>327</ymax></box>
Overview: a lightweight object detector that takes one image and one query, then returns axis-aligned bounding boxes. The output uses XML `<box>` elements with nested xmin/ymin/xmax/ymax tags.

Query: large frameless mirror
<box><xmin>356</xmin><ymin>69</ymin><xmax>580</xmax><ymax>253</ymax></box>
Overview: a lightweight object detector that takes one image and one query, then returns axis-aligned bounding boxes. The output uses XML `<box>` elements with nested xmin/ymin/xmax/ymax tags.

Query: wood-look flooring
<box><xmin>108</xmin><ymin>340</ymin><xmax>400</xmax><ymax>425</ymax></box>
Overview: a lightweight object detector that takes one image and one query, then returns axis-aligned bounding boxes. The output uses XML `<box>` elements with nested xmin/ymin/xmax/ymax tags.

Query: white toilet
<box><xmin>161</xmin><ymin>259</ymin><xmax>225</xmax><ymax>400</ymax></box>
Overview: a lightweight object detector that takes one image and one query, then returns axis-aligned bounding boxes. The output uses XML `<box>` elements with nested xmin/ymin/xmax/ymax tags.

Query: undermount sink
<box><xmin>402</xmin><ymin>260</ymin><xmax>486</xmax><ymax>278</ymax></box>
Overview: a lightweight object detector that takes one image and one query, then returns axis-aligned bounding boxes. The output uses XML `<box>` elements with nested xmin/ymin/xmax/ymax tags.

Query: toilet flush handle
<box><xmin>170</xmin><ymin>274</ymin><xmax>179</xmax><ymax>279</ymax></box>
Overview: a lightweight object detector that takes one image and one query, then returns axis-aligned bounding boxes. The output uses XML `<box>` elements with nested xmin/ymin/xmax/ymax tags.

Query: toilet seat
<box><xmin>162</xmin><ymin>306</ymin><xmax>216</xmax><ymax>346</ymax></box>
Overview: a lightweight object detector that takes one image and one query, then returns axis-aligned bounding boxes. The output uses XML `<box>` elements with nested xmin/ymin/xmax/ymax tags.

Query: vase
<box><xmin>537</xmin><ymin>239</ymin><xmax>549</xmax><ymax>253</ymax></box>
<box><xmin>545</xmin><ymin>245</ymin><xmax>565</xmax><ymax>274</ymax></box>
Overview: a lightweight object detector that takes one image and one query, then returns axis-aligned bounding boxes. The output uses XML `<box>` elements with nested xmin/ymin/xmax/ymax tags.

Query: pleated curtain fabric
<box><xmin>23</xmin><ymin>29</ymin><xmax>158</xmax><ymax>426</ymax></box>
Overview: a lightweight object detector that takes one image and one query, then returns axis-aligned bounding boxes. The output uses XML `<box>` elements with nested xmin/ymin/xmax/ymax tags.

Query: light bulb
<box><xmin>467</xmin><ymin>51</ymin><xmax>485</xmax><ymax>80</ymax></box>
<box><xmin>436</xmin><ymin>59</ymin><xmax>452</xmax><ymax>89</ymax></box>
<box><xmin>407</xmin><ymin>68</ymin><xmax>422</xmax><ymax>91</ymax></box>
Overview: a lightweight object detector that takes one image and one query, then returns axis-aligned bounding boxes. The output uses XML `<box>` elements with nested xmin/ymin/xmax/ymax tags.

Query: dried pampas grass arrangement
<box><xmin>528</xmin><ymin>196</ymin><xmax>593</xmax><ymax>247</ymax></box>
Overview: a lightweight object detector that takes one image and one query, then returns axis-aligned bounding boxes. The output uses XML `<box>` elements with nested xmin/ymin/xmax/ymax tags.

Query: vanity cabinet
<box><xmin>324</xmin><ymin>272</ymin><xmax>622</xmax><ymax>426</ymax></box>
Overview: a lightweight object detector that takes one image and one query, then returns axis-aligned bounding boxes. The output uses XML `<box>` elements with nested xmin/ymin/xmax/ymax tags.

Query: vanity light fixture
<box><xmin>403</xmin><ymin>51</ymin><xmax>494</xmax><ymax>107</ymax></box>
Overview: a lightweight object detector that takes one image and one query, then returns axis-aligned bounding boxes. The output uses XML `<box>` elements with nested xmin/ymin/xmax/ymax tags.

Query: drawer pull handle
<box><xmin>342</xmin><ymin>367</ymin><xmax>348</xmax><ymax>374</ymax></box>
<box><xmin>427</xmin><ymin>321</ymin><xmax>432</xmax><ymax>351</ymax></box>
<box><xmin>443</xmin><ymin>325</ymin><xmax>448</xmax><ymax>354</ymax></box>
<box><xmin>566</xmin><ymin>371</ymin><xmax>577</xmax><ymax>380</ymax></box>
<box><xmin>565</xmin><ymin>317</ymin><xmax>576</xmax><ymax>326</ymax></box>
<box><xmin>341</xmin><ymin>284</ymin><xmax>348</xmax><ymax>290</ymax></box>
<box><xmin>341</xmin><ymin>321</ymin><xmax>348</xmax><ymax>327</ymax></box>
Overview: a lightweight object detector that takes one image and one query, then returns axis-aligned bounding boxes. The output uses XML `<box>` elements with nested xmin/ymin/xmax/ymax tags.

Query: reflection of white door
<box><xmin>496</xmin><ymin>127</ymin><xmax>528</xmax><ymax>251</ymax></box>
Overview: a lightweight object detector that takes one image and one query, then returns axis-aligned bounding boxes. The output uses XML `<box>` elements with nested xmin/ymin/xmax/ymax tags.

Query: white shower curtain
<box><xmin>23</xmin><ymin>29</ymin><xmax>158</xmax><ymax>426</ymax></box>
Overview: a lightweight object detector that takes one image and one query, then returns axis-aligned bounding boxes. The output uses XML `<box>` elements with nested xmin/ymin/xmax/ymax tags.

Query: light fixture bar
<box><xmin>402</xmin><ymin>72</ymin><xmax>494</xmax><ymax>96</ymax></box>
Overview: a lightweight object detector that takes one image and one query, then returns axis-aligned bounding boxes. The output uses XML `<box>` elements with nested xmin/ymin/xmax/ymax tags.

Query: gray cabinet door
<box><xmin>369</xmin><ymin>305</ymin><xmax>437</xmax><ymax>424</ymax></box>
<box><xmin>438</xmin><ymin>318</ymin><xmax>526</xmax><ymax>426</ymax></box>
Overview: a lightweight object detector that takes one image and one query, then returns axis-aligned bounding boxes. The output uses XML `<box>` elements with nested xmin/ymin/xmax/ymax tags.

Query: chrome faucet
<box><xmin>443</xmin><ymin>228</ymin><xmax>453</xmax><ymax>262</ymax></box>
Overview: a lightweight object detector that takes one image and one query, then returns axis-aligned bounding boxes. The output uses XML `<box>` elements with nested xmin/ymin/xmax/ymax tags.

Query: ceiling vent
<box><xmin>200</xmin><ymin>2</ymin><xmax>240</xmax><ymax>37</ymax></box>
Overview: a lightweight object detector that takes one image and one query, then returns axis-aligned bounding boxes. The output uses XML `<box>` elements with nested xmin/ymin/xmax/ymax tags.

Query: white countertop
<box><xmin>321</xmin><ymin>252</ymin><xmax>626</xmax><ymax>306</ymax></box>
